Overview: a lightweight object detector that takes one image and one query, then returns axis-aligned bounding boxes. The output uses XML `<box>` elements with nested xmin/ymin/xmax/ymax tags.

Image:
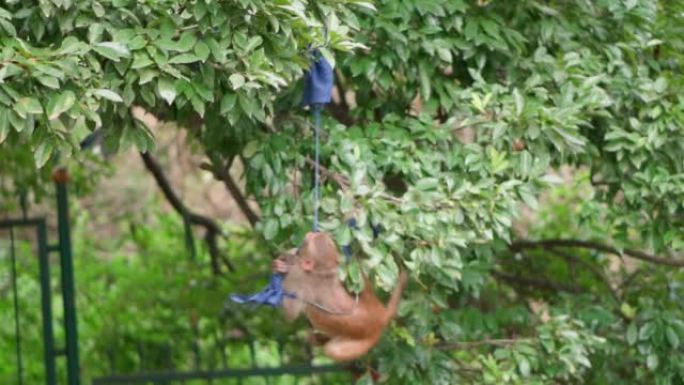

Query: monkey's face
<box><xmin>298</xmin><ymin>232</ymin><xmax>340</xmax><ymax>273</ymax></box>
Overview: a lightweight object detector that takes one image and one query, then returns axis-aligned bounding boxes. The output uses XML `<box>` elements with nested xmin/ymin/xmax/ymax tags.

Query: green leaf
<box><xmin>92</xmin><ymin>1</ymin><xmax>105</xmax><ymax>17</ymax></box>
<box><xmin>639</xmin><ymin>322</ymin><xmax>655</xmax><ymax>340</ymax></box>
<box><xmin>513</xmin><ymin>88</ymin><xmax>524</xmax><ymax>116</ymax></box>
<box><xmin>157</xmin><ymin>78</ymin><xmax>176</xmax><ymax>105</ymax></box>
<box><xmin>220</xmin><ymin>93</ymin><xmax>236</xmax><ymax>114</ymax></box>
<box><xmin>0</xmin><ymin>108</ymin><xmax>9</xmax><ymax>143</ymax></box>
<box><xmin>242</xmin><ymin>141</ymin><xmax>258</xmax><ymax>158</ymax></box>
<box><xmin>517</xmin><ymin>357</ymin><xmax>531</xmax><ymax>377</ymax></box>
<box><xmin>88</xmin><ymin>23</ymin><xmax>105</xmax><ymax>43</ymax></box>
<box><xmin>15</xmin><ymin>97</ymin><xmax>43</xmax><ymax>117</ymax></box>
<box><xmin>93</xmin><ymin>89</ymin><xmax>124</xmax><ymax>103</ymax></box>
<box><xmin>262</xmin><ymin>219</ymin><xmax>278</xmax><ymax>240</ymax></box>
<box><xmin>8</xmin><ymin>110</ymin><xmax>23</xmax><ymax>132</ymax></box>
<box><xmin>168</xmin><ymin>54</ymin><xmax>200</xmax><ymax>64</ymax></box>
<box><xmin>666</xmin><ymin>326</ymin><xmax>680</xmax><ymax>348</ymax></box>
<box><xmin>175</xmin><ymin>32</ymin><xmax>198</xmax><ymax>52</ymax></box>
<box><xmin>646</xmin><ymin>354</ymin><xmax>658</xmax><ymax>370</ymax></box>
<box><xmin>190</xmin><ymin>96</ymin><xmax>204</xmax><ymax>117</ymax></box>
<box><xmin>653</xmin><ymin>77</ymin><xmax>667</xmax><ymax>93</ymax></box>
<box><xmin>437</xmin><ymin>47</ymin><xmax>452</xmax><ymax>62</ymax></box>
<box><xmin>34</xmin><ymin>63</ymin><xmax>64</xmax><ymax>79</ymax></box>
<box><xmin>34</xmin><ymin>142</ymin><xmax>53</xmax><ymax>168</ymax></box>
<box><xmin>139</xmin><ymin>69</ymin><xmax>158</xmax><ymax>85</ymax></box>
<box><xmin>194</xmin><ymin>41</ymin><xmax>210</xmax><ymax>61</ymax></box>
<box><xmin>415</xmin><ymin>178</ymin><xmax>439</xmax><ymax>191</ymax></box>
<box><xmin>93</xmin><ymin>42</ymin><xmax>130</xmax><ymax>61</ymax></box>
<box><xmin>0</xmin><ymin>18</ymin><xmax>16</xmax><ymax>37</ymax></box>
<box><xmin>244</xmin><ymin>36</ymin><xmax>262</xmax><ymax>52</ymax></box>
<box><xmin>128</xmin><ymin>36</ymin><xmax>147</xmax><ymax>50</ymax></box>
<box><xmin>626</xmin><ymin>323</ymin><xmax>638</xmax><ymax>345</ymax></box>
<box><xmin>37</xmin><ymin>76</ymin><xmax>60</xmax><ymax>89</ymax></box>
<box><xmin>419</xmin><ymin>63</ymin><xmax>431</xmax><ymax>100</ymax></box>
<box><xmin>238</xmin><ymin>94</ymin><xmax>259</xmax><ymax>119</ymax></box>
<box><xmin>131</xmin><ymin>53</ymin><xmax>154</xmax><ymax>69</ymax></box>
<box><xmin>192</xmin><ymin>83</ymin><xmax>213</xmax><ymax>103</ymax></box>
<box><xmin>47</xmin><ymin>91</ymin><xmax>76</xmax><ymax>120</ymax></box>
<box><xmin>229</xmin><ymin>74</ymin><xmax>245</xmax><ymax>90</ymax></box>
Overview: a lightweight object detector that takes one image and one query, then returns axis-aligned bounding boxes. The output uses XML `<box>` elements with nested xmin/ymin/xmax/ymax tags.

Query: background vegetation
<box><xmin>1</xmin><ymin>0</ymin><xmax>684</xmax><ymax>384</ymax></box>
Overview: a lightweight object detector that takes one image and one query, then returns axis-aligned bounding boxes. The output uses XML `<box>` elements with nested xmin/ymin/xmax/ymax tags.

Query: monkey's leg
<box><xmin>323</xmin><ymin>337</ymin><xmax>377</xmax><ymax>362</ymax></box>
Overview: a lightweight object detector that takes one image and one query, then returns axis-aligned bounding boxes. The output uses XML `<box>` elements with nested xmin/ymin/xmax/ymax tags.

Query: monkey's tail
<box><xmin>384</xmin><ymin>270</ymin><xmax>408</xmax><ymax>325</ymax></box>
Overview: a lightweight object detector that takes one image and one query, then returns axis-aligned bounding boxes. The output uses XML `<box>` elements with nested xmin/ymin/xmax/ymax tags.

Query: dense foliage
<box><xmin>2</xmin><ymin>0</ymin><xmax>684</xmax><ymax>384</ymax></box>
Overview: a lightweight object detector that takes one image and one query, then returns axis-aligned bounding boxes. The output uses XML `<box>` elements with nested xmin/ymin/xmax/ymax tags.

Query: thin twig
<box><xmin>437</xmin><ymin>337</ymin><xmax>534</xmax><ymax>350</ymax></box>
<box><xmin>304</xmin><ymin>157</ymin><xmax>350</xmax><ymax>190</ymax></box>
<box><xmin>492</xmin><ymin>270</ymin><xmax>584</xmax><ymax>294</ymax></box>
<box><xmin>211</xmin><ymin>161</ymin><xmax>260</xmax><ymax>227</ymax></box>
<box><xmin>547</xmin><ymin>247</ymin><xmax>621</xmax><ymax>303</ymax></box>
<box><xmin>512</xmin><ymin>239</ymin><xmax>684</xmax><ymax>268</ymax></box>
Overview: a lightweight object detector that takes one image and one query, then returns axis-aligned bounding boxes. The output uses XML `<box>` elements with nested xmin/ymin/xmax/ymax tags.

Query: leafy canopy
<box><xmin>2</xmin><ymin>0</ymin><xmax>684</xmax><ymax>384</ymax></box>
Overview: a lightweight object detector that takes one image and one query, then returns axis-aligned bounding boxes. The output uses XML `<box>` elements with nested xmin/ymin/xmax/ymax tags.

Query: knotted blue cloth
<box><xmin>301</xmin><ymin>49</ymin><xmax>334</xmax><ymax>107</ymax></box>
<box><xmin>229</xmin><ymin>273</ymin><xmax>295</xmax><ymax>307</ymax></box>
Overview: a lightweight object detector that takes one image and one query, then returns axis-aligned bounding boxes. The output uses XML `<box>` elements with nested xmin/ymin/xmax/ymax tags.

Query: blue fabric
<box><xmin>229</xmin><ymin>273</ymin><xmax>295</xmax><ymax>307</ymax></box>
<box><xmin>301</xmin><ymin>50</ymin><xmax>334</xmax><ymax>106</ymax></box>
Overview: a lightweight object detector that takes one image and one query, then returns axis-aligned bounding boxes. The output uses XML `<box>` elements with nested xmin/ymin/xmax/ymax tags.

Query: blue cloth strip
<box><xmin>229</xmin><ymin>274</ymin><xmax>295</xmax><ymax>307</ymax></box>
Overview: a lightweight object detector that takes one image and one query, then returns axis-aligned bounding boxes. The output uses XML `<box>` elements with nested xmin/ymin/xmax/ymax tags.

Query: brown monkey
<box><xmin>273</xmin><ymin>231</ymin><xmax>408</xmax><ymax>362</ymax></box>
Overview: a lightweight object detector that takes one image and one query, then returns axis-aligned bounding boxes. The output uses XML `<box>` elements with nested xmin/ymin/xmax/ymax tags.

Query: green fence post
<box><xmin>37</xmin><ymin>220</ymin><xmax>57</xmax><ymax>385</ymax></box>
<box><xmin>53</xmin><ymin>168</ymin><xmax>81</xmax><ymax>385</ymax></box>
<box><xmin>9</xmin><ymin>228</ymin><xmax>24</xmax><ymax>385</ymax></box>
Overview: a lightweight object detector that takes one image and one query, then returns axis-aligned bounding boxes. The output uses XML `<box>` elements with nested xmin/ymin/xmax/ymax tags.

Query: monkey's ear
<box><xmin>300</xmin><ymin>258</ymin><xmax>314</xmax><ymax>272</ymax></box>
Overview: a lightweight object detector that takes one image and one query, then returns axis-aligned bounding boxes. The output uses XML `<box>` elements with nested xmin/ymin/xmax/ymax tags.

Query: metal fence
<box><xmin>1</xmin><ymin>169</ymin><xmax>80</xmax><ymax>385</ymax></box>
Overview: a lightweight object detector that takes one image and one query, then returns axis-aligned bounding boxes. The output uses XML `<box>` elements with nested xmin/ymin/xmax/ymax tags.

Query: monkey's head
<box><xmin>296</xmin><ymin>231</ymin><xmax>340</xmax><ymax>274</ymax></box>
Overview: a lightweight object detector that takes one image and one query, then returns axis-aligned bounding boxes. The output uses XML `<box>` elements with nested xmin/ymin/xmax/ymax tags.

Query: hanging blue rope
<box><xmin>229</xmin><ymin>48</ymin><xmax>334</xmax><ymax>308</ymax></box>
<box><xmin>312</xmin><ymin>105</ymin><xmax>322</xmax><ymax>232</ymax></box>
<box><xmin>302</xmin><ymin>48</ymin><xmax>333</xmax><ymax>232</ymax></box>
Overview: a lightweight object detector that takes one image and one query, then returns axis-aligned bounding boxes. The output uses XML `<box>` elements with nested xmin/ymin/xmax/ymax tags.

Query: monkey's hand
<box><xmin>272</xmin><ymin>258</ymin><xmax>289</xmax><ymax>274</ymax></box>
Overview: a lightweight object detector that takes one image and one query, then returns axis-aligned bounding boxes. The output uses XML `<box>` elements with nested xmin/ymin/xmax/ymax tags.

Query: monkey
<box><xmin>272</xmin><ymin>231</ymin><xmax>408</xmax><ymax>362</ymax></box>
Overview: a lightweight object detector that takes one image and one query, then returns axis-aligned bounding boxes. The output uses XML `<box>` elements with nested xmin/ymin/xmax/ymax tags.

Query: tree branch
<box><xmin>437</xmin><ymin>337</ymin><xmax>534</xmax><ymax>350</ymax></box>
<box><xmin>140</xmin><ymin>152</ymin><xmax>234</xmax><ymax>273</ymax></box>
<box><xmin>512</xmin><ymin>239</ymin><xmax>684</xmax><ymax>268</ymax></box>
<box><xmin>546</xmin><ymin>248</ymin><xmax>621</xmax><ymax>303</ymax></box>
<box><xmin>210</xmin><ymin>160</ymin><xmax>260</xmax><ymax>227</ymax></box>
<box><xmin>492</xmin><ymin>270</ymin><xmax>584</xmax><ymax>294</ymax></box>
<box><xmin>304</xmin><ymin>157</ymin><xmax>350</xmax><ymax>190</ymax></box>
